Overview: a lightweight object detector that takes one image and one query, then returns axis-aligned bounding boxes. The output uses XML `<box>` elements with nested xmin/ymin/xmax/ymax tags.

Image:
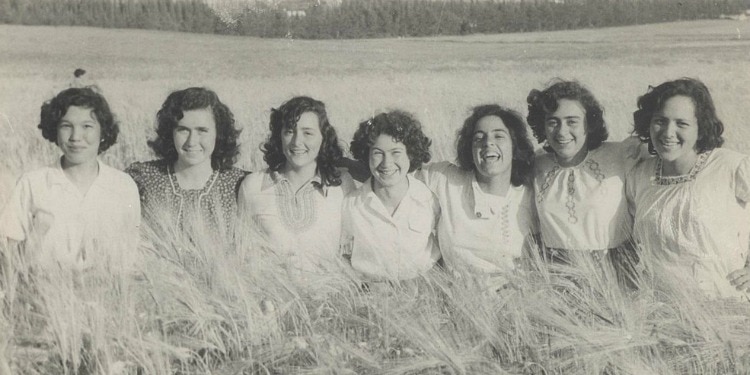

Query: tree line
<box><xmin>1</xmin><ymin>0</ymin><xmax>746</xmax><ymax>39</ymax></box>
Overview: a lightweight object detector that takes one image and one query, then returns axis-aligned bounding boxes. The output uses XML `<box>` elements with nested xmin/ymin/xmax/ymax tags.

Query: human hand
<box><xmin>727</xmin><ymin>266</ymin><xmax>750</xmax><ymax>292</ymax></box>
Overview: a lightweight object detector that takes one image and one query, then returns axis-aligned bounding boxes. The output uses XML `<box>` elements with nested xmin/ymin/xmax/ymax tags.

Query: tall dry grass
<box><xmin>4</xmin><ymin>213</ymin><xmax>750</xmax><ymax>374</ymax></box>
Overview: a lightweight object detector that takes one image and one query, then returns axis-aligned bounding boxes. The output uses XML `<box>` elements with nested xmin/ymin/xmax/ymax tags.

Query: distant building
<box><xmin>278</xmin><ymin>0</ymin><xmax>321</xmax><ymax>17</ymax></box>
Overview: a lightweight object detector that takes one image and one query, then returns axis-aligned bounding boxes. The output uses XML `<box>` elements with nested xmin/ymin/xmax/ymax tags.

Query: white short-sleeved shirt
<box><xmin>626</xmin><ymin>148</ymin><xmax>750</xmax><ymax>299</ymax></box>
<box><xmin>0</xmin><ymin>159</ymin><xmax>141</xmax><ymax>270</ymax></box>
<box><xmin>534</xmin><ymin>141</ymin><xmax>638</xmax><ymax>251</ymax></box>
<box><xmin>240</xmin><ymin>169</ymin><xmax>355</xmax><ymax>272</ymax></box>
<box><xmin>417</xmin><ymin>161</ymin><xmax>536</xmax><ymax>274</ymax></box>
<box><xmin>342</xmin><ymin>175</ymin><xmax>441</xmax><ymax>281</ymax></box>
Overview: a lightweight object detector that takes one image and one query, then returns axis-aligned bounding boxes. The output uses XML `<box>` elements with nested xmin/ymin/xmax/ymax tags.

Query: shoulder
<box><xmin>419</xmin><ymin>161</ymin><xmax>467</xmax><ymax>186</ymax></box>
<box><xmin>218</xmin><ymin>167</ymin><xmax>250</xmax><ymax>183</ymax></box>
<box><xmin>626</xmin><ymin>155</ymin><xmax>657</xmax><ymax>185</ymax></box>
<box><xmin>239</xmin><ymin>169</ymin><xmax>270</xmax><ymax>195</ymax></box>
<box><xmin>533</xmin><ymin>152</ymin><xmax>556</xmax><ymax>173</ymax></box>
<box><xmin>408</xmin><ymin>176</ymin><xmax>438</xmax><ymax>206</ymax></box>
<box><xmin>125</xmin><ymin>160</ymin><xmax>167</xmax><ymax>179</ymax></box>
<box><xmin>710</xmin><ymin>148</ymin><xmax>747</xmax><ymax>165</ymax></box>
<box><xmin>97</xmin><ymin>163</ymin><xmax>141</xmax><ymax>205</ymax></box>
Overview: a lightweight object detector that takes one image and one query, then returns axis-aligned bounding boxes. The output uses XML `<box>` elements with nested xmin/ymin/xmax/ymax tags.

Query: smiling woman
<box><xmin>125</xmin><ymin>87</ymin><xmax>248</xmax><ymax>238</ymax></box>
<box><xmin>0</xmin><ymin>87</ymin><xmax>140</xmax><ymax>270</ymax></box>
<box><xmin>527</xmin><ymin>80</ymin><xmax>644</xmax><ymax>287</ymax></box>
<box><xmin>238</xmin><ymin>96</ymin><xmax>354</xmax><ymax>276</ymax></box>
<box><xmin>627</xmin><ymin>78</ymin><xmax>750</xmax><ymax>300</ymax></box>
<box><xmin>343</xmin><ymin>110</ymin><xmax>439</xmax><ymax>282</ymax></box>
<box><xmin>416</xmin><ymin>104</ymin><xmax>537</xmax><ymax>289</ymax></box>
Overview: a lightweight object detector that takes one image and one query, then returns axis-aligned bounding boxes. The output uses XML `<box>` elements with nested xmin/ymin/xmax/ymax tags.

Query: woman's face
<box><xmin>173</xmin><ymin>108</ymin><xmax>217</xmax><ymax>169</ymax></box>
<box><xmin>281</xmin><ymin>111</ymin><xmax>323</xmax><ymax>171</ymax></box>
<box><xmin>369</xmin><ymin>134</ymin><xmax>410</xmax><ymax>190</ymax></box>
<box><xmin>471</xmin><ymin>115</ymin><xmax>513</xmax><ymax>182</ymax></box>
<box><xmin>544</xmin><ymin>99</ymin><xmax>588</xmax><ymax>165</ymax></box>
<box><xmin>57</xmin><ymin>105</ymin><xmax>101</xmax><ymax>168</ymax></box>
<box><xmin>649</xmin><ymin>95</ymin><xmax>699</xmax><ymax>165</ymax></box>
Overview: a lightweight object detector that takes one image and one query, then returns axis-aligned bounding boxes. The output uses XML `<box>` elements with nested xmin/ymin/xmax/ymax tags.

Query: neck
<box><xmin>556</xmin><ymin>147</ymin><xmax>588</xmax><ymax>168</ymax></box>
<box><xmin>61</xmin><ymin>156</ymin><xmax>99</xmax><ymax>194</ymax></box>
<box><xmin>173</xmin><ymin>160</ymin><xmax>214</xmax><ymax>189</ymax></box>
<box><xmin>372</xmin><ymin>177</ymin><xmax>409</xmax><ymax>215</ymax></box>
<box><xmin>281</xmin><ymin>162</ymin><xmax>318</xmax><ymax>191</ymax></box>
<box><xmin>475</xmin><ymin>172</ymin><xmax>511</xmax><ymax>196</ymax></box>
<box><xmin>661</xmin><ymin>152</ymin><xmax>700</xmax><ymax>177</ymax></box>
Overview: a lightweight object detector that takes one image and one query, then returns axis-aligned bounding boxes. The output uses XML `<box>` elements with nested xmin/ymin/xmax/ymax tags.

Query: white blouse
<box><xmin>534</xmin><ymin>141</ymin><xmax>638</xmax><ymax>251</ymax></box>
<box><xmin>626</xmin><ymin>148</ymin><xmax>750</xmax><ymax>299</ymax></box>
<box><xmin>0</xmin><ymin>159</ymin><xmax>141</xmax><ymax>270</ymax></box>
<box><xmin>417</xmin><ymin>161</ymin><xmax>536</xmax><ymax>274</ymax></box>
<box><xmin>239</xmin><ymin>169</ymin><xmax>355</xmax><ymax>273</ymax></box>
<box><xmin>341</xmin><ymin>175</ymin><xmax>440</xmax><ymax>281</ymax></box>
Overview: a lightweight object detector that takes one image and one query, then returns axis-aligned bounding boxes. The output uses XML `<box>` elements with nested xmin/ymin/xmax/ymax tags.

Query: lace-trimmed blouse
<box><xmin>626</xmin><ymin>148</ymin><xmax>750</xmax><ymax>299</ymax></box>
<box><xmin>533</xmin><ymin>141</ymin><xmax>638</xmax><ymax>251</ymax></box>
<box><xmin>239</xmin><ymin>169</ymin><xmax>355</xmax><ymax>272</ymax></box>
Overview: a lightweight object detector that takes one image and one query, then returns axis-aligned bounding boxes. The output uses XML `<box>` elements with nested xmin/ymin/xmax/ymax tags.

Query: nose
<box><xmin>69</xmin><ymin>125</ymin><xmax>82</xmax><ymax>141</ymax></box>
<box><xmin>290</xmin><ymin>131</ymin><xmax>303</xmax><ymax>147</ymax></box>
<box><xmin>381</xmin><ymin>152</ymin><xmax>394</xmax><ymax>167</ymax></box>
<box><xmin>662</xmin><ymin>121</ymin><xmax>677</xmax><ymax>138</ymax></box>
<box><xmin>185</xmin><ymin>130</ymin><xmax>198</xmax><ymax>146</ymax></box>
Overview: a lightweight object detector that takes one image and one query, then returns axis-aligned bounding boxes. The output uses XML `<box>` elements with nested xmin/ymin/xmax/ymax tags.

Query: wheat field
<box><xmin>2</xmin><ymin>19</ymin><xmax>750</xmax><ymax>374</ymax></box>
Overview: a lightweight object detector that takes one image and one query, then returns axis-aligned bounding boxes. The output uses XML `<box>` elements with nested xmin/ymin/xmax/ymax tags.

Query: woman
<box><xmin>416</xmin><ymin>104</ymin><xmax>537</xmax><ymax>286</ymax></box>
<box><xmin>343</xmin><ymin>110</ymin><xmax>440</xmax><ymax>281</ymax></box>
<box><xmin>527</xmin><ymin>80</ymin><xmax>640</xmax><ymax>275</ymax></box>
<box><xmin>126</xmin><ymin>87</ymin><xmax>248</xmax><ymax>236</ymax></box>
<box><xmin>0</xmin><ymin>87</ymin><xmax>140</xmax><ymax>270</ymax></box>
<box><xmin>627</xmin><ymin>78</ymin><xmax>750</xmax><ymax>299</ymax></box>
<box><xmin>238</xmin><ymin>96</ymin><xmax>354</xmax><ymax>273</ymax></box>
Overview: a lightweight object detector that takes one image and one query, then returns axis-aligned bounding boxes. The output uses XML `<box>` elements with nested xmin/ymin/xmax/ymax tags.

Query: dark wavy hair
<box><xmin>261</xmin><ymin>96</ymin><xmax>343</xmax><ymax>187</ymax></box>
<box><xmin>633</xmin><ymin>78</ymin><xmax>724</xmax><ymax>155</ymax></box>
<box><xmin>350</xmin><ymin>110</ymin><xmax>431</xmax><ymax>173</ymax></box>
<box><xmin>456</xmin><ymin>104</ymin><xmax>535</xmax><ymax>187</ymax></box>
<box><xmin>38</xmin><ymin>87</ymin><xmax>118</xmax><ymax>154</ymax></box>
<box><xmin>527</xmin><ymin>80</ymin><xmax>609</xmax><ymax>153</ymax></box>
<box><xmin>148</xmin><ymin>87</ymin><xmax>240</xmax><ymax>170</ymax></box>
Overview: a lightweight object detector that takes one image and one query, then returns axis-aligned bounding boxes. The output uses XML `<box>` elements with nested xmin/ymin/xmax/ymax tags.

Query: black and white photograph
<box><xmin>1</xmin><ymin>0</ymin><xmax>750</xmax><ymax>373</ymax></box>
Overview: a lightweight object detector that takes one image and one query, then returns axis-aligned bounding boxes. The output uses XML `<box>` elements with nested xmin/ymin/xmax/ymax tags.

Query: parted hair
<box><xmin>526</xmin><ymin>80</ymin><xmax>609</xmax><ymax>153</ymax></box>
<box><xmin>261</xmin><ymin>96</ymin><xmax>343</xmax><ymax>187</ymax></box>
<box><xmin>456</xmin><ymin>104</ymin><xmax>535</xmax><ymax>187</ymax></box>
<box><xmin>38</xmin><ymin>87</ymin><xmax>119</xmax><ymax>154</ymax></box>
<box><xmin>350</xmin><ymin>110</ymin><xmax>431</xmax><ymax>173</ymax></box>
<box><xmin>149</xmin><ymin>87</ymin><xmax>240</xmax><ymax>170</ymax></box>
<box><xmin>633</xmin><ymin>78</ymin><xmax>724</xmax><ymax>155</ymax></box>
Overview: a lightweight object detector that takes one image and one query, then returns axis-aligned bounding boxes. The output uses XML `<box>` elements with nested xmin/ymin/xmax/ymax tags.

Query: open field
<box><xmin>2</xmin><ymin>20</ymin><xmax>750</xmax><ymax>374</ymax></box>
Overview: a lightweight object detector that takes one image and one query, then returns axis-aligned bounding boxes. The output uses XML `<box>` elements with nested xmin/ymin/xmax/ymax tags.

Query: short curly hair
<box><xmin>456</xmin><ymin>104</ymin><xmax>535</xmax><ymax>187</ymax></box>
<box><xmin>350</xmin><ymin>110</ymin><xmax>431</xmax><ymax>173</ymax></box>
<box><xmin>526</xmin><ymin>80</ymin><xmax>609</xmax><ymax>153</ymax></box>
<box><xmin>148</xmin><ymin>87</ymin><xmax>240</xmax><ymax>170</ymax></box>
<box><xmin>38</xmin><ymin>87</ymin><xmax>118</xmax><ymax>153</ymax></box>
<box><xmin>633</xmin><ymin>78</ymin><xmax>724</xmax><ymax>155</ymax></box>
<box><xmin>261</xmin><ymin>96</ymin><xmax>343</xmax><ymax>187</ymax></box>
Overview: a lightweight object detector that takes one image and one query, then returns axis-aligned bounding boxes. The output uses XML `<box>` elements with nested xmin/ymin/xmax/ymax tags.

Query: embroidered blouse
<box><xmin>239</xmin><ymin>169</ymin><xmax>355</xmax><ymax>272</ymax></box>
<box><xmin>416</xmin><ymin>161</ymin><xmax>536</xmax><ymax>274</ymax></box>
<box><xmin>125</xmin><ymin>160</ymin><xmax>248</xmax><ymax>234</ymax></box>
<box><xmin>626</xmin><ymin>148</ymin><xmax>750</xmax><ymax>299</ymax></box>
<box><xmin>533</xmin><ymin>141</ymin><xmax>639</xmax><ymax>251</ymax></box>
